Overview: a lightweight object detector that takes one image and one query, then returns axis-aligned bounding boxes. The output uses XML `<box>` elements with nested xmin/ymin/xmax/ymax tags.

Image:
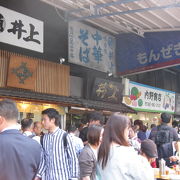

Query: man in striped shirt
<box><xmin>34</xmin><ymin>108</ymin><xmax>79</xmax><ymax>180</ymax></box>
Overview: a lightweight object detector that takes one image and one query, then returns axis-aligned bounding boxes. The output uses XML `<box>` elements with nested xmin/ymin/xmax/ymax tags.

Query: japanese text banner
<box><xmin>116</xmin><ymin>32</ymin><xmax>180</xmax><ymax>75</ymax></box>
<box><xmin>68</xmin><ymin>21</ymin><xmax>116</xmax><ymax>73</ymax></box>
<box><xmin>123</xmin><ymin>81</ymin><xmax>175</xmax><ymax>113</ymax></box>
<box><xmin>0</xmin><ymin>6</ymin><xmax>44</xmax><ymax>53</ymax></box>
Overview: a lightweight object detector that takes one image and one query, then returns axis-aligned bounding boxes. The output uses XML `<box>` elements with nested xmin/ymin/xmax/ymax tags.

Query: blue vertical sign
<box><xmin>116</xmin><ymin>32</ymin><xmax>180</xmax><ymax>75</ymax></box>
<box><xmin>68</xmin><ymin>22</ymin><xmax>116</xmax><ymax>73</ymax></box>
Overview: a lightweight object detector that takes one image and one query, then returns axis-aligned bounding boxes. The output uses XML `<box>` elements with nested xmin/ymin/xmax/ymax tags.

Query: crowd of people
<box><xmin>0</xmin><ymin>98</ymin><xmax>179</xmax><ymax>180</ymax></box>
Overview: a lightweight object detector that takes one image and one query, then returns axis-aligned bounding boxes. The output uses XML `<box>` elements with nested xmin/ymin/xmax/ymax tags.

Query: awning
<box><xmin>0</xmin><ymin>87</ymin><xmax>136</xmax><ymax>113</ymax></box>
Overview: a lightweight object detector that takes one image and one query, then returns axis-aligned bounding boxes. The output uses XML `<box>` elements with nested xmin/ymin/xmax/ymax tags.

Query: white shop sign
<box><xmin>123</xmin><ymin>81</ymin><xmax>175</xmax><ymax>113</ymax></box>
<box><xmin>0</xmin><ymin>6</ymin><xmax>44</xmax><ymax>53</ymax></box>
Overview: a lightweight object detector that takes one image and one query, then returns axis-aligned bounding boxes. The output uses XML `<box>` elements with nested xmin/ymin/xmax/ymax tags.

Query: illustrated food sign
<box><xmin>0</xmin><ymin>6</ymin><xmax>44</xmax><ymax>53</ymax></box>
<box><xmin>123</xmin><ymin>81</ymin><xmax>175</xmax><ymax>113</ymax></box>
<box><xmin>92</xmin><ymin>78</ymin><xmax>123</xmax><ymax>104</ymax></box>
<box><xmin>116</xmin><ymin>32</ymin><xmax>180</xmax><ymax>75</ymax></box>
<box><xmin>68</xmin><ymin>21</ymin><xmax>116</xmax><ymax>73</ymax></box>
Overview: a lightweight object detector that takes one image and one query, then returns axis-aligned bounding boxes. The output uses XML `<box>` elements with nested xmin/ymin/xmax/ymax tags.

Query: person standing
<box><xmin>97</xmin><ymin>113</ymin><xmax>154</xmax><ymax>180</ymax></box>
<box><xmin>21</xmin><ymin>118</ymin><xmax>35</xmax><ymax>137</ymax></box>
<box><xmin>33</xmin><ymin>121</ymin><xmax>43</xmax><ymax>144</ymax></box>
<box><xmin>149</xmin><ymin>113</ymin><xmax>178</xmax><ymax>156</ymax></box>
<box><xmin>0</xmin><ymin>99</ymin><xmax>41</xmax><ymax>180</ymax></box>
<box><xmin>34</xmin><ymin>108</ymin><xmax>79</xmax><ymax>180</ymax></box>
<box><xmin>146</xmin><ymin>124</ymin><xmax>156</xmax><ymax>139</ymax></box>
<box><xmin>79</xmin><ymin>125</ymin><xmax>103</xmax><ymax>180</ymax></box>
<box><xmin>68</xmin><ymin>125</ymin><xmax>84</xmax><ymax>156</ymax></box>
<box><xmin>79</xmin><ymin>111</ymin><xmax>103</xmax><ymax>145</ymax></box>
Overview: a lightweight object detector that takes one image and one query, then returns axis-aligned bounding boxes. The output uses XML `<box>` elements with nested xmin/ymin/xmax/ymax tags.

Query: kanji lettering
<box><xmin>104</xmin><ymin>36</ymin><xmax>107</xmax><ymax>54</ymax></box>
<box><xmin>108</xmin><ymin>37</ymin><xmax>113</xmax><ymax>49</ymax></box>
<box><xmin>79</xmin><ymin>47</ymin><xmax>90</xmax><ymax>63</ymax></box>
<box><xmin>145</xmin><ymin>90</ymin><xmax>149</xmax><ymax>99</ymax></box>
<box><xmin>0</xmin><ymin>14</ymin><xmax>5</xmax><ymax>32</ymax></box>
<box><xmin>158</xmin><ymin>94</ymin><xmax>161</xmax><ymax>101</ymax></box>
<box><xmin>109</xmin><ymin>51</ymin><xmax>113</xmax><ymax>60</ymax></box>
<box><xmin>160</xmin><ymin>44</ymin><xmax>173</xmax><ymax>59</ymax></box>
<box><xmin>23</xmin><ymin>24</ymin><xmax>40</xmax><ymax>44</ymax></box>
<box><xmin>154</xmin><ymin>93</ymin><xmax>158</xmax><ymax>101</ymax></box>
<box><xmin>92</xmin><ymin>46</ymin><xmax>103</xmax><ymax>63</ymax></box>
<box><xmin>7</xmin><ymin>20</ymin><xmax>27</xmax><ymax>39</ymax></box>
<box><xmin>78</xmin><ymin>29</ymin><xmax>88</xmax><ymax>46</ymax></box>
<box><xmin>92</xmin><ymin>31</ymin><xmax>102</xmax><ymax>46</ymax></box>
<box><xmin>150</xmin><ymin>92</ymin><xmax>154</xmax><ymax>100</ymax></box>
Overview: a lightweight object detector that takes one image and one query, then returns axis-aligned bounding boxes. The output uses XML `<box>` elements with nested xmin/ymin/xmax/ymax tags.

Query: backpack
<box><xmin>155</xmin><ymin>125</ymin><xmax>173</xmax><ymax>146</ymax></box>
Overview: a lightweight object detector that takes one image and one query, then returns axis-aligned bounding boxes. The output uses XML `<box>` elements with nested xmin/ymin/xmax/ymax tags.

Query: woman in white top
<box><xmin>97</xmin><ymin>113</ymin><xmax>154</xmax><ymax>180</ymax></box>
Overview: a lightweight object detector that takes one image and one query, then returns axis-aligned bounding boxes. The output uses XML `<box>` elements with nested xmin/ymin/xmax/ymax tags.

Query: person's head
<box><xmin>41</xmin><ymin>108</ymin><xmax>60</xmax><ymax>131</ymax></box>
<box><xmin>141</xmin><ymin>139</ymin><xmax>158</xmax><ymax>163</ymax></box>
<box><xmin>0</xmin><ymin>99</ymin><xmax>19</xmax><ymax>131</ymax></box>
<box><xmin>87</xmin><ymin>125</ymin><xmax>103</xmax><ymax>147</ymax></box>
<box><xmin>98</xmin><ymin>113</ymin><xmax>130</xmax><ymax>169</ymax></box>
<box><xmin>33</xmin><ymin>121</ymin><xmax>42</xmax><ymax>136</ymax></box>
<box><xmin>67</xmin><ymin>125</ymin><xmax>77</xmax><ymax>134</ymax></box>
<box><xmin>134</xmin><ymin>119</ymin><xmax>143</xmax><ymax>130</ymax></box>
<box><xmin>161</xmin><ymin>112</ymin><xmax>171</xmax><ymax>124</ymax></box>
<box><xmin>21</xmin><ymin>118</ymin><xmax>34</xmax><ymax>132</ymax></box>
<box><xmin>78</xmin><ymin>123</ymin><xmax>84</xmax><ymax>132</ymax></box>
<box><xmin>129</xmin><ymin>125</ymin><xmax>139</xmax><ymax>139</ymax></box>
<box><xmin>150</xmin><ymin>124</ymin><xmax>156</xmax><ymax>129</ymax></box>
<box><xmin>87</xmin><ymin>111</ymin><xmax>103</xmax><ymax>126</ymax></box>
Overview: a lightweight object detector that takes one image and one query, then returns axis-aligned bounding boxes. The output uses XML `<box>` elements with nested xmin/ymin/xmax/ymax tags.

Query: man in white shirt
<box><xmin>34</xmin><ymin>108</ymin><xmax>79</xmax><ymax>180</ymax></box>
<box><xmin>33</xmin><ymin>121</ymin><xmax>43</xmax><ymax>144</ymax></box>
<box><xmin>21</xmin><ymin>118</ymin><xmax>35</xmax><ymax>137</ymax></box>
<box><xmin>68</xmin><ymin>125</ymin><xmax>84</xmax><ymax>156</ymax></box>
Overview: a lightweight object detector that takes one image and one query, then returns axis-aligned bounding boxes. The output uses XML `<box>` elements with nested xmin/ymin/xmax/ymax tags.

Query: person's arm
<box><xmin>66</xmin><ymin>134</ymin><xmax>79</xmax><ymax>179</ymax></box>
<box><xmin>35</xmin><ymin>147</ymin><xmax>46</xmax><ymax>179</ymax></box>
<box><xmin>79</xmin><ymin>148</ymin><xmax>95</xmax><ymax>180</ymax></box>
<box><xmin>172</xmin><ymin>128</ymin><xmax>179</xmax><ymax>141</ymax></box>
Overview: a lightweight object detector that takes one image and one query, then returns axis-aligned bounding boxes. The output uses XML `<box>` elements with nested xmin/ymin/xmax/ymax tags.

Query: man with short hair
<box><xmin>21</xmin><ymin>118</ymin><xmax>34</xmax><ymax>137</ymax></box>
<box><xmin>0</xmin><ymin>99</ymin><xmax>41</xmax><ymax>180</ymax></box>
<box><xmin>79</xmin><ymin>111</ymin><xmax>103</xmax><ymax>144</ymax></box>
<box><xmin>68</xmin><ymin>125</ymin><xmax>84</xmax><ymax>156</ymax></box>
<box><xmin>149</xmin><ymin>112</ymin><xmax>178</xmax><ymax>159</ymax></box>
<box><xmin>33</xmin><ymin>121</ymin><xmax>43</xmax><ymax>144</ymax></box>
<box><xmin>34</xmin><ymin>108</ymin><xmax>79</xmax><ymax>180</ymax></box>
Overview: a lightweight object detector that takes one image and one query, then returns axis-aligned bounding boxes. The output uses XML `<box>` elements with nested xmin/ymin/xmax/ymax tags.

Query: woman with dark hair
<box><xmin>97</xmin><ymin>113</ymin><xmax>154</xmax><ymax>180</ymax></box>
<box><xmin>79</xmin><ymin>125</ymin><xmax>103</xmax><ymax>180</ymax></box>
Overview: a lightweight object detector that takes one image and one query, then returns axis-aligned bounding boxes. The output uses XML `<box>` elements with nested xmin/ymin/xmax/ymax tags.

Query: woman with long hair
<box><xmin>97</xmin><ymin>113</ymin><xmax>154</xmax><ymax>180</ymax></box>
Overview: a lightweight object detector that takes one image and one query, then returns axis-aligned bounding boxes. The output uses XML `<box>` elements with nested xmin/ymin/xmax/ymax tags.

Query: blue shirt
<box><xmin>37</xmin><ymin>128</ymin><xmax>79</xmax><ymax>180</ymax></box>
<box><xmin>69</xmin><ymin>133</ymin><xmax>84</xmax><ymax>156</ymax></box>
